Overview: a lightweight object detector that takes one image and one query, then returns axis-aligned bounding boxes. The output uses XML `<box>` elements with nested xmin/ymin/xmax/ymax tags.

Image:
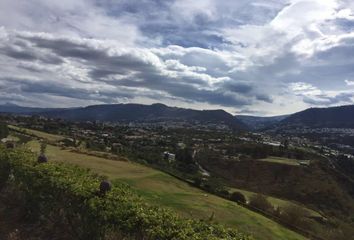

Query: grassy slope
<box><xmin>25</xmin><ymin>139</ymin><xmax>306</xmax><ymax>240</ymax></box>
<box><xmin>8</xmin><ymin>125</ymin><xmax>65</xmax><ymax>142</ymax></box>
<box><xmin>228</xmin><ymin>187</ymin><xmax>321</xmax><ymax>218</ymax></box>
<box><xmin>258</xmin><ymin>157</ymin><xmax>310</xmax><ymax>166</ymax></box>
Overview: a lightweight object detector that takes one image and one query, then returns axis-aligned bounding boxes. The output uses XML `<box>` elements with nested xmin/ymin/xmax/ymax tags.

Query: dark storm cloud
<box><xmin>316</xmin><ymin>44</ymin><xmax>354</xmax><ymax>62</ymax></box>
<box><xmin>303</xmin><ymin>92</ymin><xmax>354</xmax><ymax>106</ymax></box>
<box><xmin>23</xmin><ymin>35</ymin><xmax>158</xmax><ymax>73</ymax></box>
<box><xmin>4</xmin><ymin>48</ymin><xmax>37</xmax><ymax>60</ymax></box>
<box><xmin>23</xmin><ymin>37</ymin><xmax>106</xmax><ymax>60</ymax></box>
<box><xmin>256</xmin><ymin>94</ymin><xmax>273</xmax><ymax>103</ymax></box>
<box><xmin>13</xmin><ymin>33</ymin><xmax>263</xmax><ymax>107</ymax></box>
<box><xmin>118</xmin><ymin>75</ymin><xmax>252</xmax><ymax>107</ymax></box>
<box><xmin>218</xmin><ymin>82</ymin><xmax>253</xmax><ymax>94</ymax></box>
<box><xmin>0</xmin><ymin>75</ymin><xmax>135</xmax><ymax>103</ymax></box>
<box><xmin>93</xmin><ymin>0</ymin><xmax>286</xmax><ymax>48</ymax></box>
<box><xmin>1</xmin><ymin>45</ymin><xmax>64</xmax><ymax>64</ymax></box>
<box><xmin>334</xmin><ymin>18</ymin><xmax>354</xmax><ymax>31</ymax></box>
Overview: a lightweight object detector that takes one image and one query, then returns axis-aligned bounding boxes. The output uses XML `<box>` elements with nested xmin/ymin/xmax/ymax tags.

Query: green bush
<box><xmin>248</xmin><ymin>194</ymin><xmax>273</xmax><ymax>212</ymax></box>
<box><xmin>0</xmin><ymin>146</ymin><xmax>252</xmax><ymax>240</ymax></box>
<box><xmin>230</xmin><ymin>192</ymin><xmax>246</xmax><ymax>204</ymax></box>
<box><xmin>280</xmin><ymin>204</ymin><xmax>309</xmax><ymax>227</ymax></box>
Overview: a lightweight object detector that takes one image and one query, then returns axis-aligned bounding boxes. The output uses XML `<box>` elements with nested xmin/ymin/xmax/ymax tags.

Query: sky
<box><xmin>0</xmin><ymin>0</ymin><xmax>354</xmax><ymax>116</ymax></box>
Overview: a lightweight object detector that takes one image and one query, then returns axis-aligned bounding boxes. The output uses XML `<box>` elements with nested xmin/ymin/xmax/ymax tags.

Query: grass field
<box><xmin>228</xmin><ymin>187</ymin><xmax>321</xmax><ymax>218</ymax></box>
<box><xmin>25</xmin><ymin>140</ymin><xmax>307</xmax><ymax>240</ymax></box>
<box><xmin>8</xmin><ymin>125</ymin><xmax>65</xmax><ymax>142</ymax></box>
<box><xmin>259</xmin><ymin>156</ymin><xmax>310</xmax><ymax>166</ymax></box>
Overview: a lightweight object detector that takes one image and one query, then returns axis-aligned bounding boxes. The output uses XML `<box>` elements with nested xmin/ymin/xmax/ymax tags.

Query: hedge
<box><xmin>0</xmin><ymin>146</ymin><xmax>252</xmax><ymax>240</ymax></box>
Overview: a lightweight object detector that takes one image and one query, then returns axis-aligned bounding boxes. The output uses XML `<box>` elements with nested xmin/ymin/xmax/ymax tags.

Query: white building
<box><xmin>163</xmin><ymin>151</ymin><xmax>176</xmax><ymax>162</ymax></box>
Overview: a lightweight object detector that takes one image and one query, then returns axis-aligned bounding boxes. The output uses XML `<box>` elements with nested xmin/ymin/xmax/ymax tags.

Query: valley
<box><xmin>21</xmin><ymin>132</ymin><xmax>306</xmax><ymax>240</ymax></box>
<box><xmin>1</xmin><ymin>103</ymin><xmax>354</xmax><ymax>240</ymax></box>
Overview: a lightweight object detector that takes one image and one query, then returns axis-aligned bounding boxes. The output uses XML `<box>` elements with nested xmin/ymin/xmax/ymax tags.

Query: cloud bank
<box><xmin>0</xmin><ymin>0</ymin><xmax>354</xmax><ymax>115</ymax></box>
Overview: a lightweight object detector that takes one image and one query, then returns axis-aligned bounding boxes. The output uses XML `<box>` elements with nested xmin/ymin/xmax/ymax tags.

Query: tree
<box><xmin>280</xmin><ymin>204</ymin><xmax>309</xmax><ymax>226</ymax></box>
<box><xmin>176</xmin><ymin>147</ymin><xmax>194</xmax><ymax>164</ymax></box>
<box><xmin>176</xmin><ymin>147</ymin><xmax>197</xmax><ymax>173</ymax></box>
<box><xmin>249</xmin><ymin>194</ymin><xmax>273</xmax><ymax>212</ymax></box>
<box><xmin>0</xmin><ymin>123</ymin><xmax>9</xmax><ymax>139</ymax></box>
<box><xmin>193</xmin><ymin>176</ymin><xmax>203</xmax><ymax>187</ymax></box>
<box><xmin>230</xmin><ymin>192</ymin><xmax>246</xmax><ymax>204</ymax></box>
<box><xmin>203</xmin><ymin>177</ymin><xmax>227</xmax><ymax>195</ymax></box>
<box><xmin>40</xmin><ymin>141</ymin><xmax>47</xmax><ymax>155</ymax></box>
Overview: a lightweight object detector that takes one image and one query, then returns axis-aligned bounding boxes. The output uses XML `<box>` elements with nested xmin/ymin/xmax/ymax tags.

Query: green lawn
<box><xmin>26</xmin><ymin>140</ymin><xmax>307</xmax><ymax>240</ymax></box>
<box><xmin>8</xmin><ymin>125</ymin><xmax>65</xmax><ymax>142</ymax></box>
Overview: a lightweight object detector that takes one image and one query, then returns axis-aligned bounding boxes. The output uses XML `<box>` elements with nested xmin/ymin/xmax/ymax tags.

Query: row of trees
<box><xmin>0</xmin><ymin>122</ymin><xmax>9</xmax><ymax>139</ymax></box>
<box><xmin>222</xmin><ymin>141</ymin><xmax>310</xmax><ymax>160</ymax></box>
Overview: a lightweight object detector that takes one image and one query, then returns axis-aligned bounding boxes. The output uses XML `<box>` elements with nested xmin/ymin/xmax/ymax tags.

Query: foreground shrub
<box><xmin>0</xmin><ymin>146</ymin><xmax>252</xmax><ymax>240</ymax></box>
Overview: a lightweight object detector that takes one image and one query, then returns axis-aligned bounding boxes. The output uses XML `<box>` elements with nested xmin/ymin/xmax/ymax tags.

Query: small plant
<box><xmin>38</xmin><ymin>141</ymin><xmax>48</xmax><ymax>163</ymax></box>
<box><xmin>37</xmin><ymin>154</ymin><xmax>48</xmax><ymax>163</ymax></box>
<box><xmin>99</xmin><ymin>180</ymin><xmax>112</xmax><ymax>195</ymax></box>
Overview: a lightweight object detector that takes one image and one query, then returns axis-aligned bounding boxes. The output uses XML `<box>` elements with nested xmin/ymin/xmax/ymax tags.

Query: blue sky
<box><xmin>0</xmin><ymin>0</ymin><xmax>354</xmax><ymax>115</ymax></box>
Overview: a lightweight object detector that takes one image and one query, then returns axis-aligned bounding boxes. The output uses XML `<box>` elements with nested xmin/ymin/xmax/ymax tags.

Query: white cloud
<box><xmin>271</xmin><ymin>0</ymin><xmax>338</xmax><ymax>32</ymax></box>
<box><xmin>0</xmin><ymin>0</ymin><xmax>141</xmax><ymax>44</ymax></box>
<box><xmin>289</xmin><ymin>82</ymin><xmax>354</xmax><ymax>106</ymax></box>
<box><xmin>0</xmin><ymin>28</ymin><xmax>271</xmax><ymax>109</ymax></box>
<box><xmin>345</xmin><ymin>79</ymin><xmax>354</xmax><ymax>86</ymax></box>
<box><xmin>290</xmin><ymin>82</ymin><xmax>321</xmax><ymax>96</ymax></box>
<box><xmin>0</xmin><ymin>0</ymin><xmax>354</xmax><ymax>115</ymax></box>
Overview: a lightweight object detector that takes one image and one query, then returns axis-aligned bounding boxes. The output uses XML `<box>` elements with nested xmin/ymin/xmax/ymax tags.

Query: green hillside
<box><xmin>0</xmin><ymin>145</ymin><xmax>251</xmax><ymax>240</ymax></box>
<box><xmin>25</xmin><ymin>138</ymin><xmax>306</xmax><ymax>240</ymax></box>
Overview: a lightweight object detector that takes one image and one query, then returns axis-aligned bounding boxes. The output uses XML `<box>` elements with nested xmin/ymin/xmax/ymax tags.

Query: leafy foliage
<box><xmin>249</xmin><ymin>194</ymin><xmax>273</xmax><ymax>213</ymax></box>
<box><xmin>280</xmin><ymin>204</ymin><xmax>309</xmax><ymax>227</ymax></box>
<box><xmin>230</xmin><ymin>192</ymin><xmax>247</xmax><ymax>204</ymax></box>
<box><xmin>0</xmin><ymin>146</ymin><xmax>252</xmax><ymax>240</ymax></box>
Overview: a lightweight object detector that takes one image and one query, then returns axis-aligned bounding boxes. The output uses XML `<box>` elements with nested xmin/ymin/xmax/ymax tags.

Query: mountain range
<box><xmin>0</xmin><ymin>103</ymin><xmax>58</xmax><ymax>114</ymax></box>
<box><xmin>237</xmin><ymin>105</ymin><xmax>354</xmax><ymax>130</ymax></box>
<box><xmin>1</xmin><ymin>103</ymin><xmax>354</xmax><ymax>130</ymax></box>
<box><xmin>278</xmin><ymin>105</ymin><xmax>354</xmax><ymax>128</ymax></box>
<box><xmin>0</xmin><ymin>103</ymin><xmax>247</xmax><ymax>130</ymax></box>
<box><xmin>236</xmin><ymin>115</ymin><xmax>289</xmax><ymax>130</ymax></box>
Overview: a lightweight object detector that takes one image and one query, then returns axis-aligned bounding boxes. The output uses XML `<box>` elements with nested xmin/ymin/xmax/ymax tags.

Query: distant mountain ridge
<box><xmin>279</xmin><ymin>105</ymin><xmax>354</xmax><ymax>128</ymax></box>
<box><xmin>237</xmin><ymin>104</ymin><xmax>354</xmax><ymax>130</ymax></box>
<box><xmin>2</xmin><ymin>103</ymin><xmax>354</xmax><ymax>129</ymax></box>
<box><xmin>0</xmin><ymin>103</ymin><xmax>58</xmax><ymax>114</ymax></box>
<box><xmin>0</xmin><ymin>103</ymin><xmax>248</xmax><ymax>130</ymax></box>
<box><xmin>236</xmin><ymin>115</ymin><xmax>289</xmax><ymax>130</ymax></box>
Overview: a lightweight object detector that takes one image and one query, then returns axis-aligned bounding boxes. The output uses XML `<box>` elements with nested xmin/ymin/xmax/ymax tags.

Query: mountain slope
<box><xmin>280</xmin><ymin>105</ymin><xmax>354</xmax><ymax>128</ymax></box>
<box><xmin>0</xmin><ymin>103</ymin><xmax>247</xmax><ymax>130</ymax></box>
<box><xmin>22</xmin><ymin>136</ymin><xmax>305</xmax><ymax>240</ymax></box>
<box><xmin>0</xmin><ymin>103</ymin><xmax>56</xmax><ymax>114</ymax></box>
<box><xmin>43</xmin><ymin>103</ymin><xmax>247</xmax><ymax>129</ymax></box>
<box><xmin>236</xmin><ymin>115</ymin><xmax>289</xmax><ymax>130</ymax></box>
